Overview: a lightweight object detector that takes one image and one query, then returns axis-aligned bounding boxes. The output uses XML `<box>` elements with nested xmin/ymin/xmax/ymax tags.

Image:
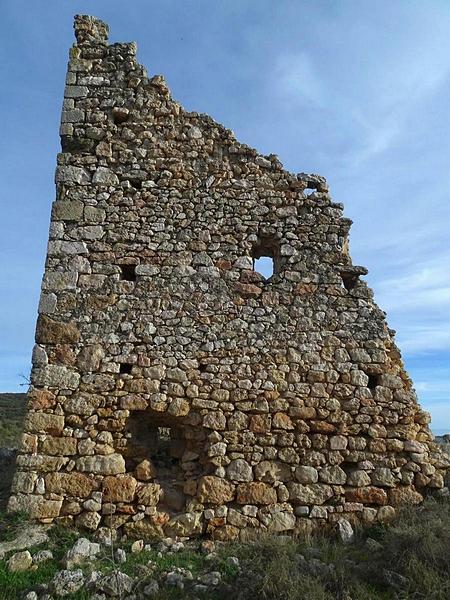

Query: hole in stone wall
<box><xmin>124</xmin><ymin>410</ymin><xmax>207</xmax><ymax>515</ymax></box>
<box><xmin>119</xmin><ymin>363</ymin><xmax>133</xmax><ymax>375</ymax></box>
<box><xmin>252</xmin><ymin>237</ymin><xmax>280</xmax><ymax>279</ymax></box>
<box><xmin>341</xmin><ymin>273</ymin><xmax>358</xmax><ymax>291</ymax></box>
<box><xmin>367</xmin><ymin>374</ymin><xmax>380</xmax><ymax>390</ymax></box>
<box><xmin>112</xmin><ymin>107</ymin><xmax>129</xmax><ymax>125</ymax></box>
<box><xmin>120</xmin><ymin>264</ymin><xmax>136</xmax><ymax>282</ymax></box>
<box><xmin>254</xmin><ymin>256</ymin><xmax>274</xmax><ymax>278</ymax></box>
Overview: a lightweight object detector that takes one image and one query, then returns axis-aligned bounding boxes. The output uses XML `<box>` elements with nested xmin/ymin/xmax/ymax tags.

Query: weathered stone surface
<box><xmin>77</xmin><ymin>344</ymin><xmax>104</xmax><ymax>371</ymax></box>
<box><xmin>97</xmin><ymin>571</ymin><xmax>134</xmax><ymax>596</ymax></box>
<box><xmin>15</xmin><ymin>454</ymin><xmax>67</xmax><ymax>472</ymax></box>
<box><xmin>32</xmin><ymin>365</ymin><xmax>80</xmax><ymax>389</ymax></box>
<box><xmin>336</xmin><ymin>518</ymin><xmax>354</xmax><ymax>543</ymax></box>
<box><xmin>45</xmin><ymin>472</ymin><xmax>95</xmax><ymax>497</ymax></box>
<box><xmin>92</xmin><ymin>167</ymin><xmax>119</xmax><ymax>185</ymax></box>
<box><xmin>65</xmin><ymin>393</ymin><xmax>102</xmax><ymax>416</ymax></box>
<box><xmin>55</xmin><ymin>165</ymin><xmax>90</xmax><ymax>185</ymax></box>
<box><xmin>255</xmin><ymin>460</ymin><xmax>292</xmax><ymax>483</ymax></box>
<box><xmin>371</xmin><ymin>468</ymin><xmax>396</xmax><ymax>487</ymax></box>
<box><xmin>295</xmin><ymin>466</ymin><xmax>319</xmax><ymax>484</ymax></box>
<box><xmin>135</xmin><ymin>459</ymin><xmax>157</xmax><ymax>481</ymax></box>
<box><xmin>24</xmin><ymin>412</ymin><xmax>64</xmax><ymax>434</ymax></box>
<box><xmin>197</xmin><ymin>477</ymin><xmax>235</xmax><ymax>504</ymax></box>
<box><xmin>227</xmin><ymin>459</ymin><xmax>253</xmax><ymax>482</ymax></box>
<box><xmin>102</xmin><ymin>475</ymin><xmax>137</xmax><ymax>502</ymax></box>
<box><xmin>76</xmin><ymin>454</ymin><xmax>125</xmax><ymax>475</ymax></box>
<box><xmin>76</xmin><ymin>511</ymin><xmax>101</xmax><ymax>530</ymax></box>
<box><xmin>267</xmin><ymin>511</ymin><xmax>296</xmax><ymax>532</ymax></box>
<box><xmin>345</xmin><ymin>487</ymin><xmax>387</xmax><ymax>505</ymax></box>
<box><xmin>41</xmin><ymin>436</ymin><xmax>77</xmax><ymax>455</ymax></box>
<box><xmin>52</xmin><ymin>569</ymin><xmax>85</xmax><ymax>596</ymax></box>
<box><xmin>123</xmin><ymin>519</ymin><xmax>164</xmax><ymax>539</ymax></box>
<box><xmin>136</xmin><ymin>483</ymin><xmax>161</xmax><ymax>505</ymax></box>
<box><xmin>7</xmin><ymin>550</ymin><xmax>33</xmax><ymax>572</ymax></box>
<box><xmin>347</xmin><ymin>470</ymin><xmax>372</xmax><ymax>487</ymax></box>
<box><xmin>287</xmin><ymin>483</ymin><xmax>334</xmax><ymax>505</ymax></box>
<box><xmin>65</xmin><ymin>537</ymin><xmax>100</xmax><ymax>568</ymax></box>
<box><xmin>36</xmin><ymin>315</ymin><xmax>80</xmax><ymax>344</ymax></box>
<box><xmin>319</xmin><ymin>466</ymin><xmax>347</xmax><ymax>485</ymax></box>
<box><xmin>52</xmin><ymin>200</ymin><xmax>84</xmax><ymax>221</ymax></box>
<box><xmin>236</xmin><ymin>482</ymin><xmax>277</xmax><ymax>504</ymax></box>
<box><xmin>0</xmin><ymin>524</ymin><xmax>49</xmax><ymax>560</ymax></box>
<box><xmin>387</xmin><ymin>486</ymin><xmax>423</xmax><ymax>507</ymax></box>
<box><xmin>11</xmin><ymin>14</ymin><xmax>448</xmax><ymax>539</ymax></box>
<box><xmin>165</xmin><ymin>512</ymin><xmax>202</xmax><ymax>537</ymax></box>
<box><xmin>8</xmin><ymin>494</ymin><xmax>62</xmax><ymax>519</ymax></box>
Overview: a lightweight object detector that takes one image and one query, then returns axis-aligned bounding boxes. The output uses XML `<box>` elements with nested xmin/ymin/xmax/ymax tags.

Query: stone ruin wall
<box><xmin>9</xmin><ymin>15</ymin><xmax>449</xmax><ymax>540</ymax></box>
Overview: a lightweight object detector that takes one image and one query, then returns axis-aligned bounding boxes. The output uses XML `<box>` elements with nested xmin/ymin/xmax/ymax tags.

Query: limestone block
<box><xmin>294</xmin><ymin>466</ymin><xmax>319</xmax><ymax>484</ymax></box>
<box><xmin>7</xmin><ymin>550</ymin><xmax>33</xmax><ymax>572</ymax></box>
<box><xmin>42</xmin><ymin>271</ymin><xmax>78</xmax><ymax>291</ymax></box>
<box><xmin>76</xmin><ymin>454</ymin><xmax>126</xmax><ymax>475</ymax></box>
<box><xmin>55</xmin><ymin>165</ymin><xmax>90</xmax><ymax>184</ymax></box>
<box><xmin>52</xmin><ymin>200</ymin><xmax>84</xmax><ymax>221</ymax></box>
<box><xmin>197</xmin><ymin>476</ymin><xmax>235</xmax><ymax>504</ymax></box>
<box><xmin>76</xmin><ymin>511</ymin><xmax>101</xmax><ymax>531</ymax></box>
<box><xmin>32</xmin><ymin>365</ymin><xmax>79</xmax><ymax>389</ymax></box>
<box><xmin>24</xmin><ymin>412</ymin><xmax>64</xmax><ymax>434</ymax></box>
<box><xmin>370</xmin><ymin>468</ymin><xmax>396</xmax><ymax>487</ymax></box>
<box><xmin>15</xmin><ymin>454</ymin><xmax>68</xmax><ymax>472</ymax></box>
<box><xmin>203</xmin><ymin>411</ymin><xmax>226</xmax><ymax>430</ymax></box>
<box><xmin>92</xmin><ymin>167</ymin><xmax>119</xmax><ymax>185</ymax></box>
<box><xmin>347</xmin><ymin>470</ymin><xmax>371</xmax><ymax>487</ymax></box>
<box><xmin>45</xmin><ymin>472</ymin><xmax>95</xmax><ymax>498</ymax></box>
<box><xmin>387</xmin><ymin>486</ymin><xmax>423</xmax><ymax>507</ymax></box>
<box><xmin>236</xmin><ymin>482</ymin><xmax>277</xmax><ymax>505</ymax></box>
<box><xmin>226</xmin><ymin>459</ymin><xmax>253</xmax><ymax>482</ymax></box>
<box><xmin>8</xmin><ymin>494</ymin><xmax>62</xmax><ymax>519</ymax></box>
<box><xmin>319</xmin><ymin>466</ymin><xmax>347</xmax><ymax>485</ymax></box>
<box><xmin>287</xmin><ymin>483</ymin><xmax>334</xmax><ymax>505</ymax></box>
<box><xmin>255</xmin><ymin>460</ymin><xmax>292</xmax><ymax>483</ymax></box>
<box><xmin>345</xmin><ymin>487</ymin><xmax>387</xmax><ymax>505</ymax></box>
<box><xmin>41</xmin><ymin>436</ymin><xmax>77</xmax><ymax>456</ymax></box>
<box><xmin>165</xmin><ymin>512</ymin><xmax>202</xmax><ymax>537</ymax></box>
<box><xmin>267</xmin><ymin>511</ymin><xmax>296</xmax><ymax>532</ymax></box>
<box><xmin>102</xmin><ymin>475</ymin><xmax>137</xmax><ymax>502</ymax></box>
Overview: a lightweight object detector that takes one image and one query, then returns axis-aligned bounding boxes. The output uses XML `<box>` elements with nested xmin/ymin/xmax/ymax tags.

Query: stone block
<box><xmin>236</xmin><ymin>482</ymin><xmax>277</xmax><ymax>505</ymax></box>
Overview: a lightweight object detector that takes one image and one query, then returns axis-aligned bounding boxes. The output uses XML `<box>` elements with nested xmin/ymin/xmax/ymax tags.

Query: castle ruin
<box><xmin>9</xmin><ymin>15</ymin><xmax>449</xmax><ymax>540</ymax></box>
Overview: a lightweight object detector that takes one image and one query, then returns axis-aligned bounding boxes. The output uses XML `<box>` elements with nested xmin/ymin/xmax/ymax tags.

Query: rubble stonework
<box><xmin>9</xmin><ymin>15</ymin><xmax>449</xmax><ymax>540</ymax></box>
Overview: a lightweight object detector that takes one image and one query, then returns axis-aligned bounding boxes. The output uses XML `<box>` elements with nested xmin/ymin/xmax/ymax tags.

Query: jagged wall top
<box><xmin>7</xmin><ymin>14</ymin><xmax>448</xmax><ymax>539</ymax></box>
<box><xmin>74</xmin><ymin>15</ymin><xmax>109</xmax><ymax>45</ymax></box>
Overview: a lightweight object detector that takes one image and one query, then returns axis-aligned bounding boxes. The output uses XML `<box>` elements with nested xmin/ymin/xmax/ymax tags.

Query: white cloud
<box><xmin>274</xmin><ymin>52</ymin><xmax>323</xmax><ymax>107</ymax></box>
<box><xmin>398</xmin><ymin>324</ymin><xmax>450</xmax><ymax>354</ymax></box>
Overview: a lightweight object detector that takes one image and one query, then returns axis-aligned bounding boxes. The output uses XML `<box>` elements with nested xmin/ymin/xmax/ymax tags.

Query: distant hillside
<box><xmin>0</xmin><ymin>393</ymin><xmax>27</xmax><ymax>448</ymax></box>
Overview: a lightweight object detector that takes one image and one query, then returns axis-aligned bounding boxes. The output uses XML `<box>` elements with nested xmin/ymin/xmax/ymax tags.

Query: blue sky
<box><xmin>0</xmin><ymin>1</ymin><xmax>449</xmax><ymax>433</ymax></box>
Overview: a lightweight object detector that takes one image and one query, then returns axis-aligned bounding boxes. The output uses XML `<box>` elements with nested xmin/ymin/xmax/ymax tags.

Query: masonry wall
<box><xmin>9</xmin><ymin>15</ymin><xmax>449</xmax><ymax>540</ymax></box>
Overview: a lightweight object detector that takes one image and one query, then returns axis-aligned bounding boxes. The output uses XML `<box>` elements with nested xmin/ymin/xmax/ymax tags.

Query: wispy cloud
<box><xmin>274</xmin><ymin>52</ymin><xmax>324</xmax><ymax>107</ymax></box>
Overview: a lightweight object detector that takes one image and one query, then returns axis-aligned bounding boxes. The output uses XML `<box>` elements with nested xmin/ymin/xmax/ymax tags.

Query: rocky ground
<box><xmin>0</xmin><ymin>393</ymin><xmax>449</xmax><ymax>599</ymax></box>
<box><xmin>0</xmin><ymin>495</ymin><xmax>450</xmax><ymax>599</ymax></box>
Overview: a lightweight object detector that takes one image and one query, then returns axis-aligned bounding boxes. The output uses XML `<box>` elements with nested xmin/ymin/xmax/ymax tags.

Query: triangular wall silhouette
<box><xmin>9</xmin><ymin>15</ymin><xmax>449</xmax><ymax>539</ymax></box>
